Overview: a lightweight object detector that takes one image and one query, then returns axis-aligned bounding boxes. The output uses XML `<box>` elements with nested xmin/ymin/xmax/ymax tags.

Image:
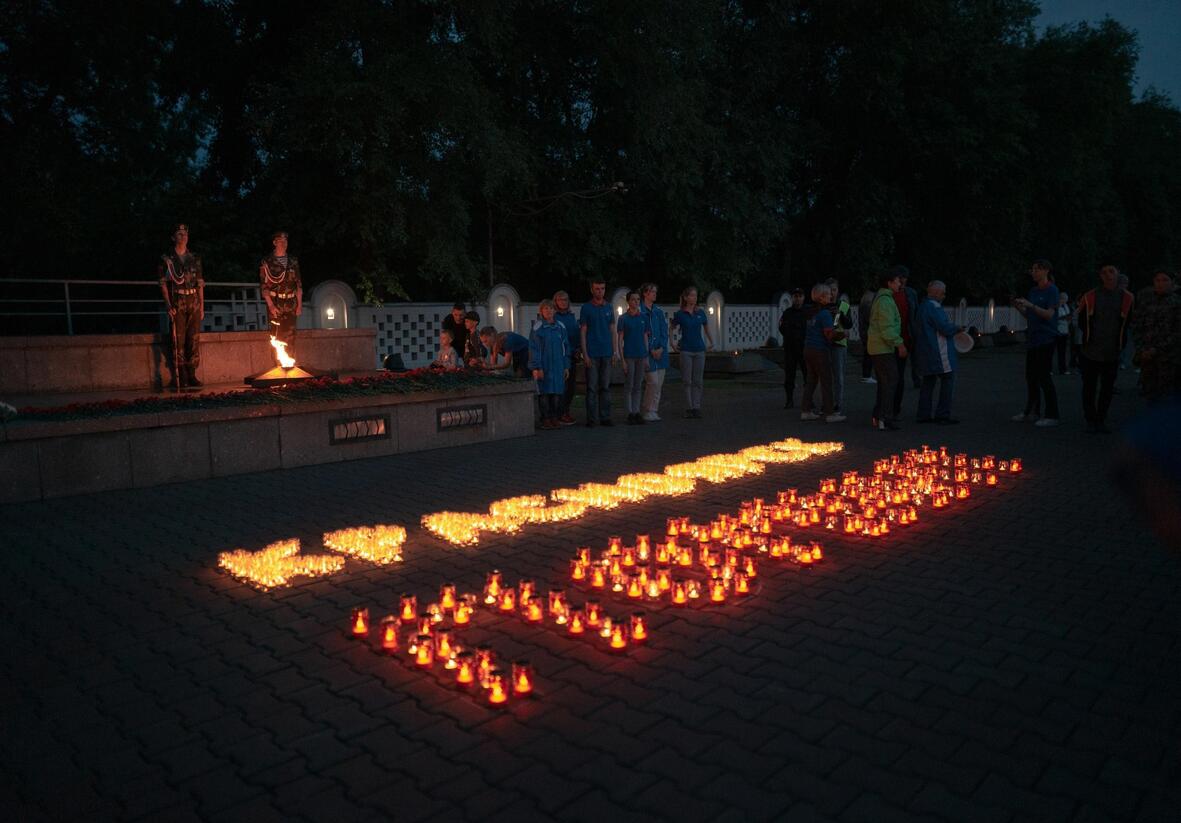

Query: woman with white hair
<box><xmin>800</xmin><ymin>283</ymin><xmax>846</xmax><ymax>422</ymax></box>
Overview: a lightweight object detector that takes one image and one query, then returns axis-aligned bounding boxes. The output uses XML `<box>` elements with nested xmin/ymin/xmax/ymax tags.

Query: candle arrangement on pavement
<box><xmin>322</xmin><ymin>524</ymin><xmax>407</xmax><ymax>564</ymax></box>
<box><xmin>341</xmin><ymin>444</ymin><xmax>1022</xmax><ymax>709</ymax></box>
<box><xmin>218</xmin><ymin>538</ymin><xmax>345</xmax><ymax>589</ymax></box>
<box><xmin>421</xmin><ymin>437</ymin><xmax>843</xmax><ymax>546</ymax></box>
<box><xmin>348</xmin><ymin>579</ymin><xmax>547</xmax><ymax>708</ymax></box>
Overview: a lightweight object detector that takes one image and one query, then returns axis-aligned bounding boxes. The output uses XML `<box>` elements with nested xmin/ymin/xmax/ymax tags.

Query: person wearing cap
<box><xmin>778</xmin><ymin>288</ymin><xmax>807</xmax><ymax>408</ymax></box>
<box><xmin>259</xmin><ymin>231</ymin><xmax>303</xmax><ymax>357</ymax></box>
<box><xmin>461</xmin><ymin>311</ymin><xmax>485</xmax><ymax>367</ymax></box>
<box><xmin>442</xmin><ymin>302</ymin><xmax>470</xmax><ymax>360</ymax></box>
<box><xmin>914</xmin><ymin>280</ymin><xmax>963</xmax><ymax>424</ymax></box>
<box><xmin>158</xmin><ymin>223</ymin><xmax>204</xmax><ymax>388</ymax></box>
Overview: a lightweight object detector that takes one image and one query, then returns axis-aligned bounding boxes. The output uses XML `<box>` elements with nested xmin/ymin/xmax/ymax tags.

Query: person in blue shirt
<box><xmin>529</xmin><ymin>299</ymin><xmax>571</xmax><ymax>430</ymax></box>
<box><xmin>552</xmin><ymin>290</ymin><xmax>581</xmax><ymax>425</ymax></box>
<box><xmin>617</xmin><ymin>290</ymin><xmax>651</xmax><ymax>424</ymax></box>
<box><xmin>914</xmin><ymin>280</ymin><xmax>963</xmax><ymax>424</ymax></box>
<box><xmin>478</xmin><ymin>327</ymin><xmax>530</xmax><ymax>376</ymax></box>
<box><xmin>670</xmin><ymin>286</ymin><xmax>713</xmax><ymax>418</ymax></box>
<box><xmin>800</xmin><ymin>284</ymin><xmax>846</xmax><ymax>422</ymax></box>
<box><xmin>1013</xmin><ymin>259</ymin><xmax>1061</xmax><ymax>426</ymax></box>
<box><xmin>579</xmin><ymin>277</ymin><xmax>619</xmax><ymax>426</ymax></box>
<box><xmin>640</xmin><ymin>282</ymin><xmax>670</xmax><ymax>422</ymax></box>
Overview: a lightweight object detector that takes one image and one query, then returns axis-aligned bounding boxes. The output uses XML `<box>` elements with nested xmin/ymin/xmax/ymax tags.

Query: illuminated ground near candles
<box><xmin>3</xmin><ymin>354</ymin><xmax>1178</xmax><ymax>820</ymax></box>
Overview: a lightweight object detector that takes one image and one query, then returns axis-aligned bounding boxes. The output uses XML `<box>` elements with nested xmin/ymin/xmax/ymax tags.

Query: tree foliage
<box><xmin>1</xmin><ymin>0</ymin><xmax>1179</xmax><ymax>303</ymax></box>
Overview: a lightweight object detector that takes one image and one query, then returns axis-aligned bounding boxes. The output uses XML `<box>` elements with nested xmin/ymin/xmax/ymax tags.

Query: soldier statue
<box><xmin>158</xmin><ymin>223</ymin><xmax>204</xmax><ymax>389</ymax></box>
<box><xmin>260</xmin><ymin>230</ymin><xmax>303</xmax><ymax>355</ymax></box>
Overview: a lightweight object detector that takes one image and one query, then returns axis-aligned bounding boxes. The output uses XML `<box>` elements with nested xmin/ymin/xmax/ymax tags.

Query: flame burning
<box><xmin>270</xmin><ymin>336</ymin><xmax>296</xmax><ymax>368</ymax></box>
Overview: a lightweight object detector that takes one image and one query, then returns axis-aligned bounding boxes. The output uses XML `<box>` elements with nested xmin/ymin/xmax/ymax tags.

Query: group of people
<box><xmin>432</xmin><ymin>281</ymin><xmax>714</xmax><ymax>429</ymax></box>
<box><xmin>158</xmin><ymin>224</ymin><xmax>302</xmax><ymax>388</ymax></box>
<box><xmin>781</xmin><ymin>266</ymin><xmax>964</xmax><ymax>430</ymax></box>
<box><xmin>1015</xmin><ymin>260</ymin><xmax>1180</xmax><ymax>433</ymax></box>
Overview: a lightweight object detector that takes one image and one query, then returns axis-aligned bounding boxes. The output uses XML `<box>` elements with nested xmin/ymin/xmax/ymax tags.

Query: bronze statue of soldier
<box><xmin>260</xmin><ymin>231</ymin><xmax>303</xmax><ymax>356</ymax></box>
<box><xmin>158</xmin><ymin>223</ymin><xmax>204</xmax><ymax>389</ymax></box>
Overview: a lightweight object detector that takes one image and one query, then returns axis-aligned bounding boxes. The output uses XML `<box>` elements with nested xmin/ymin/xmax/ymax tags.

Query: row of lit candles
<box><xmin>351</xmin><ymin>606</ymin><xmax>528</xmax><ymax>705</ymax></box>
<box><xmin>219</xmin><ymin>524</ymin><xmax>406</xmax><ymax>589</ymax></box>
<box><xmin>218</xmin><ymin>538</ymin><xmax>345</xmax><ymax>589</ymax></box>
<box><xmin>420</xmin><ymin>437</ymin><xmax>843</xmax><ymax>545</ymax></box>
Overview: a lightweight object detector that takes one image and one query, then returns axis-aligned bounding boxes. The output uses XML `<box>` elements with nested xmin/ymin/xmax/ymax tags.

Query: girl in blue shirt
<box><xmin>671</xmin><ymin>287</ymin><xmax>713</xmax><ymax>418</ymax></box>
<box><xmin>617</xmin><ymin>290</ymin><xmax>650</xmax><ymax>424</ymax></box>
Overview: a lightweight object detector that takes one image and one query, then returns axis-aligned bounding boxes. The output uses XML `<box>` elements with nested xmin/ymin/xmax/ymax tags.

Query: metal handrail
<box><xmin>0</xmin><ymin>278</ymin><xmax>265</xmax><ymax>335</ymax></box>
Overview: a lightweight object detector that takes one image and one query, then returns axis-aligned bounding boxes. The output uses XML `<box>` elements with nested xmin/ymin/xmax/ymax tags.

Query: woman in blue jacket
<box><xmin>914</xmin><ymin>280</ymin><xmax>963</xmax><ymax>424</ymax></box>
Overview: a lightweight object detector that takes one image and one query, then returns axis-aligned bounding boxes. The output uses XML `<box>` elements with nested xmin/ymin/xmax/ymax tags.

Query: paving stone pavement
<box><xmin>1</xmin><ymin>349</ymin><xmax>1178</xmax><ymax>822</ymax></box>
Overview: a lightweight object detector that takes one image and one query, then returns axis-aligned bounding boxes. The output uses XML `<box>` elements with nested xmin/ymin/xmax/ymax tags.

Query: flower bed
<box><xmin>13</xmin><ymin>369</ymin><xmax>519</xmax><ymax>422</ymax></box>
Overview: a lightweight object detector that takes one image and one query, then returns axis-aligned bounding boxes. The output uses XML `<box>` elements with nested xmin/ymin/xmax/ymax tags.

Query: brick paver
<box><xmin>2</xmin><ymin>349</ymin><xmax>1178</xmax><ymax>821</ymax></box>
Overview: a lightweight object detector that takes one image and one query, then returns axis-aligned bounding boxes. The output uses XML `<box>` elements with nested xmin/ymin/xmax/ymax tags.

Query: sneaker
<box><xmin>559</xmin><ymin>414</ymin><xmax>576</xmax><ymax>426</ymax></box>
<box><xmin>1034</xmin><ymin>417</ymin><xmax>1059</xmax><ymax>427</ymax></box>
<box><xmin>916</xmin><ymin>418</ymin><xmax>934</xmax><ymax>424</ymax></box>
<box><xmin>585</xmin><ymin>420</ymin><xmax>596</xmax><ymax>428</ymax></box>
<box><xmin>642</xmin><ymin>412</ymin><xmax>661</xmax><ymax>422</ymax></box>
<box><xmin>692</xmin><ymin>409</ymin><xmax>703</xmax><ymax>418</ymax></box>
<box><xmin>861</xmin><ymin>377</ymin><xmax>877</xmax><ymax>384</ymax></box>
<box><xmin>599</xmin><ymin>419</ymin><xmax>614</xmax><ymax>427</ymax></box>
<box><xmin>824</xmin><ymin>413</ymin><xmax>846</xmax><ymax>423</ymax></box>
<box><xmin>934</xmin><ymin>418</ymin><xmax>960</xmax><ymax>425</ymax></box>
<box><xmin>800</xmin><ymin>412</ymin><xmax>821</xmax><ymax>421</ymax></box>
<box><xmin>541</xmin><ymin>419</ymin><xmax>559</xmax><ymax>430</ymax></box>
<box><xmin>883</xmin><ymin>419</ymin><xmax>901</xmax><ymax>431</ymax></box>
<box><xmin>1011</xmin><ymin>412</ymin><xmax>1038</xmax><ymax>422</ymax></box>
<box><xmin>684</xmin><ymin>410</ymin><xmax>695</xmax><ymax>419</ymax></box>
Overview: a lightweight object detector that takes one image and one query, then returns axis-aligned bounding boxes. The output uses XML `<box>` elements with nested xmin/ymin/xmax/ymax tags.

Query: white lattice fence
<box><xmin>358</xmin><ymin>303</ymin><xmax>457</xmax><ymax>368</ymax></box>
<box><xmin>722</xmin><ymin>306</ymin><xmax>776</xmax><ymax>350</ymax></box>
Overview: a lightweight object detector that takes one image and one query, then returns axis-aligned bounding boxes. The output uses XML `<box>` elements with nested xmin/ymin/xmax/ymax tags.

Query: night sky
<box><xmin>1038</xmin><ymin>0</ymin><xmax>1181</xmax><ymax>103</ymax></box>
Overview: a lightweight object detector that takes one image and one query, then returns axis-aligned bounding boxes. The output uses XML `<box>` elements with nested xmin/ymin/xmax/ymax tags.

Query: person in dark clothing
<box><xmin>889</xmin><ymin>266</ymin><xmax>919</xmax><ymax>415</ymax></box>
<box><xmin>1013</xmin><ymin>259</ymin><xmax>1061</xmax><ymax>426</ymax></box>
<box><xmin>462</xmin><ymin>311</ymin><xmax>485</xmax><ymax>367</ymax></box>
<box><xmin>778</xmin><ymin>288</ymin><xmax>808</xmax><ymax>407</ymax></box>
<box><xmin>858</xmin><ymin>288</ymin><xmax>876</xmax><ymax>382</ymax></box>
<box><xmin>158</xmin><ymin>223</ymin><xmax>204</xmax><ymax>388</ymax></box>
<box><xmin>1077</xmin><ymin>264</ymin><xmax>1134</xmax><ymax>433</ymax></box>
<box><xmin>442</xmin><ymin>303</ymin><xmax>469</xmax><ymax>362</ymax></box>
<box><xmin>260</xmin><ymin>231</ymin><xmax>302</xmax><ymax>358</ymax></box>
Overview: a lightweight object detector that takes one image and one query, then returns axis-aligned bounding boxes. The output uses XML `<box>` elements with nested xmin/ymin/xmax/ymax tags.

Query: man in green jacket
<box><xmin>866</xmin><ymin>269</ymin><xmax>909</xmax><ymax>430</ymax></box>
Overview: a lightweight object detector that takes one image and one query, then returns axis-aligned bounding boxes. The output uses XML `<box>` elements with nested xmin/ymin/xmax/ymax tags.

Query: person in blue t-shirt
<box><xmin>478</xmin><ymin>327</ymin><xmax>530</xmax><ymax>376</ymax></box>
<box><xmin>640</xmin><ymin>282</ymin><xmax>670</xmax><ymax>421</ymax></box>
<box><xmin>553</xmin><ymin>290</ymin><xmax>582</xmax><ymax>425</ymax></box>
<box><xmin>529</xmin><ymin>299</ymin><xmax>572</xmax><ymax>430</ymax></box>
<box><xmin>670</xmin><ymin>286</ymin><xmax>713</xmax><ymax>418</ymax></box>
<box><xmin>1013</xmin><ymin>259</ymin><xmax>1061</xmax><ymax>426</ymax></box>
<box><xmin>579</xmin><ymin>277</ymin><xmax>619</xmax><ymax>426</ymax></box>
<box><xmin>800</xmin><ymin>284</ymin><xmax>846</xmax><ymax>421</ymax></box>
<box><xmin>617</xmin><ymin>290</ymin><xmax>651</xmax><ymax>424</ymax></box>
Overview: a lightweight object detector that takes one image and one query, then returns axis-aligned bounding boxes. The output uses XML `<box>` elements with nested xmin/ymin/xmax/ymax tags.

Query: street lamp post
<box><xmin>486</xmin><ymin>182</ymin><xmax>627</xmax><ymax>288</ymax></box>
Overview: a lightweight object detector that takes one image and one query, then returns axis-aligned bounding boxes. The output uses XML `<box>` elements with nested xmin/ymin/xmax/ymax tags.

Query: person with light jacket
<box><xmin>914</xmin><ymin>280</ymin><xmax>963</xmax><ymax>424</ymax></box>
<box><xmin>866</xmin><ymin>270</ymin><xmax>908</xmax><ymax>430</ymax></box>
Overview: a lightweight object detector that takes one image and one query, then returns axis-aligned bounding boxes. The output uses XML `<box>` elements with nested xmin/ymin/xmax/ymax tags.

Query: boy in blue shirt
<box><xmin>617</xmin><ymin>290</ymin><xmax>650</xmax><ymax>424</ymax></box>
<box><xmin>580</xmin><ymin>277</ymin><xmax>619</xmax><ymax>426</ymax></box>
<box><xmin>530</xmin><ymin>299</ymin><xmax>571</xmax><ymax>430</ymax></box>
<box><xmin>478</xmin><ymin>327</ymin><xmax>530</xmax><ymax>376</ymax></box>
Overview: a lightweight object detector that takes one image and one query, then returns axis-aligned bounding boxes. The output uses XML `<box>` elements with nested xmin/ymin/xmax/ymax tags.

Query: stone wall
<box><xmin>0</xmin><ymin>328</ymin><xmax>378</xmax><ymax>395</ymax></box>
<box><xmin>0</xmin><ymin>381</ymin><xmax>535</xmax><ymax>502</ymax></box>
